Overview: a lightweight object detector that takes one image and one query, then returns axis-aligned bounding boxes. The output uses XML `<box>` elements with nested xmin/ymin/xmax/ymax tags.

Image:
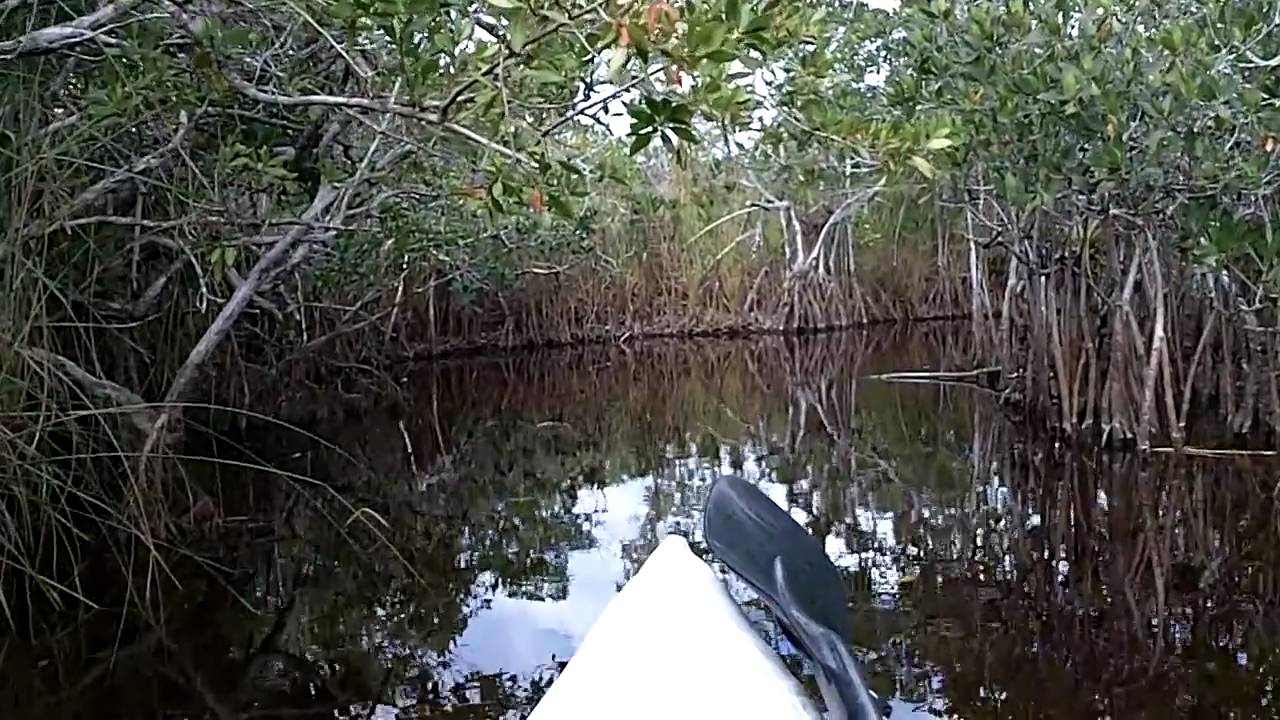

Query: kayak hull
<box><xmin>528</xmin><ymin>534</ymin><xmax>820</xmax><ymax>720</ymax></box>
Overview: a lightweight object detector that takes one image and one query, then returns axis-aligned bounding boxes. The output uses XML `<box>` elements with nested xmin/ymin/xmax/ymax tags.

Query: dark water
<box><xmin>7</xmin><ymin>327</ymin><xmax>1280</xmax><ymax>718</ymax></box>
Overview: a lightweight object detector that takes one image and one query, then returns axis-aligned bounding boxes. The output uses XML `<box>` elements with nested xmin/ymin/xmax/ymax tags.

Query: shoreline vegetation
<box><xmin>4</xmin><ymin>0</ymin><xmax>1280</xmax><ymax>706</ymax></box>
<box><xmin>383</xmin><ymin>312</ymin><xmax>971</xmax><ymax>362</ymax></box>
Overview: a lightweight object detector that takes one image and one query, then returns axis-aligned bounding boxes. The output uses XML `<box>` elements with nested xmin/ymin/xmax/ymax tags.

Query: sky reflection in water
<box><xmin>447</xmin><ymin>447</ymin><xmax>938</xmax><ymax>718</ymax></box>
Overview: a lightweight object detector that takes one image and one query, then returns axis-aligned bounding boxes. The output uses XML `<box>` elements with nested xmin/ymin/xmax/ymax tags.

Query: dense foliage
<box><xmin>767</xmin><ymin>0</ymin><xmax>1280</xmax><ymax>447</ymax></box>
<box><xmin>5</xmin><ymin>0</ymin><xmax>1280</xmax><ymax>652</ymax></box>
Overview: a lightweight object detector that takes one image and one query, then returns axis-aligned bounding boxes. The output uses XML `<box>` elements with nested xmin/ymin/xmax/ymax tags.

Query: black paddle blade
<box><xmin>703</xmin><ymin>475</ymin><xmax>885</xmax><ymax>720</ymax></box>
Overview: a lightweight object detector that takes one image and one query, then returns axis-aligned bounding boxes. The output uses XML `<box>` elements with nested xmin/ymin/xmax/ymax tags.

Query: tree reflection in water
<box><xmin>4</xmin><ymin>326</ymin><xmax>1280</xmax><ymax>718</ymax></box>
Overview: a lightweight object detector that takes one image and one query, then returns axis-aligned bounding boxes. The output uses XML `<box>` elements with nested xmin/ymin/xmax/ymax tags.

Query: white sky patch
<box><xmin>451</xmin><ymin>477</ymin><xmax>651</xmax><ymax>675</ymax></box>
<box><xmin>825</xmin><ymin>532</ymin><xmax>861</xmax><ymax>570</ymax></box>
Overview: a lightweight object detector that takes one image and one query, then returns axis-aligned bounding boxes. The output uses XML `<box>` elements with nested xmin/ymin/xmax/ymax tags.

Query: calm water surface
<box><xmin>8</xmin><ymin>327</ymin><xmax>1280</xmax><ymax>718</ymax></box>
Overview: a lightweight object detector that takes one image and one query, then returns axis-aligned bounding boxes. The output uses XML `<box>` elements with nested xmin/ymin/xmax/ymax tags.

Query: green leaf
<box><xmin>725</xmin><ymin>0</ymin><xmax>741</xmax><ymax>24</ymax></box>
<box><xmin>509</xmin><ymin>15</ymin><xmax>530</xmax><ymax>50</ymax></box>
<box><xmin>629</xmin><ymin>132</ymin><xmax>656</xmax><ymax>156</ymax></box>
<box><xmin>924</xmin><ymin>137</ymin><xmax>956</xmax><ymax>150</ymax></box>
<box><xmin>1061</xmin><ymin>66</ymin><xmax>1080</xmax><ymax>98</ymax></box>
<box><xmin>742</xmin><ymin>13</ymin><xmax>771</xmax><ymax>35</ymax></box>
<box><xmin>485</xmin><ymin>0</ymin><xmax>521</xmax><ymax>8</ymax></box>
<box><xmin>548</xmin><ymin>193</ymin><xmax>574</xmax><ymax>217</ymax></box>
<box><xmin>526</xmin><ymin>68</ymin><xmax>565</xmax><ymax>84</ymax></box>
<box><xmin>556</xmin><ymin>160</ymin><xmax>584</xmax><ymax>177</ymax></box>
<box><xmin>1003</xmin><ymin>172</ymin><xmax>1019</xmax><ymax>199</ymax></box>
<box><xmin>475</xmin><ymin>88</ymin><xmax>499</xmax><ymax>114</ymax></box>
<box><xmin>329</xmin><ymin>0</ymin><xmax>355</xmax><ymax>19</ymax></box>
<box><xmin>907</xmin><ymin>155</ymin><xmax>936</xmax><ymax>179</ymax></box>
<box><xmin>691</xmin><ymin>21</ymin><xmax>730</xmax><ymax>54</ymax></box>
<box><xmin>668</xmin><ymin>125</ymin><xmax>698</xmax><ymax>143</ymax></box>
<box><xmin>668</xmin><ymin>102</ymin><xmax>695</xmax><ymax>124</ymax></box>
<box><xmin>628</xmin><ymin>103</ymin><xmax>655</xmax><ymax>131</ymax></box>
<box><xmin>630</xmin><ymin>22</ymin><xmax>652</xmax><ymax>63</ymax></box>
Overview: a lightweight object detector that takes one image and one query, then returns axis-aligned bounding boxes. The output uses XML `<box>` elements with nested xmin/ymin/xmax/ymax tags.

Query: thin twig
<box><xmin>440</xmin><ymin>0</ymin><xmax>608</xmax><ymax>117</ymax></box>
<box><xmin>438</xmin><ymin>120</ymin><xmax>535</xmax><ymax>166</ymax></box>
<box><xmin>1150</xmin><ymin>446</ymin><xmax>1280</xmax><ymax>458</ymax></box>
<box><xmin>866</xmin><ymin>367</ymin><xmax>1002</xmax><ymax>383</ymax></box>
<box><xmin>225</xmin><ymin>74</ymin><xmax>439</xmax><ymax>116</ymax></box>
<box><xmin>281</xmin><ymin>0</ymin><xmax>371</xmax><ymax>79</ymax></box>
<box><xmin>540</xmin><ymin>68</ymin><xmax>660</xmax><ymax>137</ymax></box>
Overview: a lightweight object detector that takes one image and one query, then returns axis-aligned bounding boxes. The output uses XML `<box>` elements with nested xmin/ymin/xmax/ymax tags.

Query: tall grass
<box><xmin>0</xmin><ymin>86</ymin><xmax>167</xmax><ymax>631</ymax></box>
<box><xmin>0</xmin><ymin>79</ymin><xmax>354</xmax><ymax>635</ymax></box>
<box><xmin>335</xmin><ymin>159</ymin><xmax>971</xmax><ymax>361</ymax></box>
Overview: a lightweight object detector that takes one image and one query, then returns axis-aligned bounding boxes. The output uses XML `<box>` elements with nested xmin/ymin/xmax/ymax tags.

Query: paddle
<box><xmin>703</xmin><ymin>475</ymin><xmax>887</xmax><ymax>720</ymax></box>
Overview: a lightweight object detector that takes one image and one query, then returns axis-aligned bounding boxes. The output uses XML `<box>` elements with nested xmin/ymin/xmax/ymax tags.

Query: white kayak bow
<box><xmin>527</xmin><ymin>534</ymin><xmax>821</xmax><ymax>720</ymax></box>
<box><xmin>529</xmin><ymin>476</ymin><xmax>884</xmax><ymax>720</ymax></box>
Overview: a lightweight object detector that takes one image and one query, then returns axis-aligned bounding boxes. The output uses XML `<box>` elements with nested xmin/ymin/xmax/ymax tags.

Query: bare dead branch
<box><xmin>42</xmin><ymin>214</ymin><xmax>193</xmax><ymax>233</ymax></box>
<box><xmin>684</xmin><ymin>205</ymin><xmax>763</xmax><ymax>247</ymax></box>
<box><xmin>807</xmin><ymin>178</ymin><xmax>886</xmax><ymax>269</ymax></box>
<box><xmin>437</xmin><ymin>120</ymin><xmax>535</xmax><ymax>167</ymax></box>
<box><xmin>140</xmin><ymin>183</ymin><xmax>340</xmax><ymax>463</ymax></box>
<box><xmin>37</xmin><ymin>111</ymin><xmax>83</xmax><ymax>137</ymax></box>
<box><xmin>0</xmin><ymin>0</ymin><xmax>144</xmax><ymax>58</ymax></box>
<box><xmin>282</xmin><ymin>87</ymin><xmax>403</xmax><ymax>275</ymax></box>
<box><xmin>224</xmin><ymin>73</ymin><xmax>441</xmax><ymax>117</ymax></box>
<box><xmin>21</xmin><ymin>348</ymin><xmax>157</xmax><ymax>434</ymax></box>
<box><xmin>117</xmin><ymin>255</ymin><xmax>189</xmax><ymax>319</ymax></box>
<box><xmin>225</xmin><ymin>267</ymin><xmax>283</xmax><ymax>319</ymax></box>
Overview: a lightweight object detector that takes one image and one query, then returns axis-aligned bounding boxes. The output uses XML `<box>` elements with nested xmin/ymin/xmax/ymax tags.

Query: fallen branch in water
<box><xmin>1150</xmin><ymin>446</ymin><xmax>1280</xmax><ymax>458</ymax></box>
<box><xmin>865</xmin><ymin>366</ymin><xmax>1002</xmax><ymax>383</ymax></box>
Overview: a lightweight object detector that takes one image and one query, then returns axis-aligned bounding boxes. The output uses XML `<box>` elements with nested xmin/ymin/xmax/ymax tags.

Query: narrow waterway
<box><xmin>6</xmin><ymin>326</ymin><xmax>1279</xmax><ymax>718</ymax></box>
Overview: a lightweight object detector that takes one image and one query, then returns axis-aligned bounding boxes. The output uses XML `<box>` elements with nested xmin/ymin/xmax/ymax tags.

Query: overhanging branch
<box><xmin>0</xmin><ymin>0</ymin><xmax>144</xmax><ymax>58</ymax></box>
<box><xmin>140</xmin><ymin>182</ymin><xmax>341</xmax><ymax>466</ymax></box>
<box><xmin>160</xmin><ymin>0</ymin><xmax>538</xmax><ymax>169</ymax></box>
